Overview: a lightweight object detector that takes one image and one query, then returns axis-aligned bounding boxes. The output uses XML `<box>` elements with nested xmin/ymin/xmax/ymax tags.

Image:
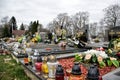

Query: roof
<box><xmin>12</xmin><ymin>30</ymin><xmax>26</xmax><ymax>36</ymax></box>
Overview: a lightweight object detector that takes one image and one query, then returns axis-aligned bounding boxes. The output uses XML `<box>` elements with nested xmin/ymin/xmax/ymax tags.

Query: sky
<box><xmin>0</xmin><ymin>0</ymin><xmax>119</xmax><ymax>27</ymax></box>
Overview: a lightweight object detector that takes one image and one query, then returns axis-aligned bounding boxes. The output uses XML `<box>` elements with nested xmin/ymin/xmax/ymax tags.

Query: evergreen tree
<box><xmin>27</xmin><ymin>20</ymin><xmax>43</xmax><ymax>38</ymax></box>
<box><xmin>9</xmin><ymin>16</ymin><xmax>17</xmax><ymax>30</ymax></box>
<box><xmin>37</xmin><ymin>20</ymin><xmax>39</xmax><ymax>26</ymax></box>
<box><xmin>20</xmin><ymin>23</ymin><xmax>25</xmax><ymax>30</ymax></box>
<box><xmin>9</xmin><ymin>16</ymin><xmax>17</xmax><ymax>37</ymax></box>
<box><xmin>29</xmin><ymin>21</ymin><xmax>39</xmax><ymax>34</ymax></box>
<box><xmin>2</xmin><ymin>24</ymin><xmax>10</xmax><ymax>37</ymax></box>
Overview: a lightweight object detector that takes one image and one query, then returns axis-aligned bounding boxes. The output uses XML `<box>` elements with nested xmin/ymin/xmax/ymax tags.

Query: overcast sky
<box><xmin>0</xmin><ymin>0</ymin><xmax>119</xmax><ymax>27</ymax></box>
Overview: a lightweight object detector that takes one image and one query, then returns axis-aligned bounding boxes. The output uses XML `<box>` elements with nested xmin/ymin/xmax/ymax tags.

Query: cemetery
<box><xmin>0</xmin><ymin>24</ymin><xmax>120</xmax><ymax>80</ymax></box>
<box><xmin>0</xmin><ymin>1</ymin><xmax>120</xmax><ymax>80</ymax></box>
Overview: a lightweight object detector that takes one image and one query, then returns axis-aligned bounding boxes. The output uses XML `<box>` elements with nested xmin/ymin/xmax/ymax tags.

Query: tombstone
<box><xmin>108</xmin><ymin>26</ymin><xmax>120</xmax><ymax>41</ymax></box>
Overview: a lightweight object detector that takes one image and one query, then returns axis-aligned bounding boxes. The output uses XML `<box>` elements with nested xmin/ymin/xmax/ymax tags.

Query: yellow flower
<box><xmin>34</xmin><ymin>38</ymin><xmax>37</xmax><ymax>41</ymax></box>
<box><xmin>79</xmin><ymin>54</ymin><xmax>83</xmax><ymax>59</ymax></box>
<box><xmin>97</xmin><ymin>56</ymin><xmax>103</xmax><ymax>62</ymax></box>
<box><xmin>110</xmin><ymin>57</ymin><xmax>117</xmax><ymax>60</ymax></box>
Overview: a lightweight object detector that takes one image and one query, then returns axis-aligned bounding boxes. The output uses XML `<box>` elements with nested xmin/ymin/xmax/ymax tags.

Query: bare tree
<box><xmin>103</xmin><ymin>4</ymin><xmax>120</xmax><ymax>28</ymax></box>
<box><xmin>47</xmin><ymin>20</ymin><xmax>59</xmax><ymax>32</ymax></box>
<box><xmin>55</xmin><ymin>13</ymin><xmax>70</xmax><ymax>29</ymax></box>
<box><xmin>89</xmin><ymin>22</ymin><xmax>97</xmax><ymax>37</ymax></box>
<box><xmin>48</xmin><ymin>13</ymin><xmax>73</xmax><ymax>36</ymax></box>
<box><xmin>72</xmin><ymin>11</ymin><xmax>89</xmax><ymax>34</ymax></box>
<box><xmin>0</xmin><ymin>16</ymin><xmax>9</xmax><ymax>24</ymax></box>
<box><xmin>47</xmin><ymin>12</ymin><xmax>89</xmax><ymax>37</ymax></box>
<box><xmin>99</xmin><ymin>18</ymin><xmax>107</xmax><ymax>34</ymax></box>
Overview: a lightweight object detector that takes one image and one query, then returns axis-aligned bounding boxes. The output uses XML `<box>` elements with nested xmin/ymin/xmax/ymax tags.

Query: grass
<box><xmin>0</xmin><ymin>55</ymin><xmax>30</xmax><ymax>80</ymax></box>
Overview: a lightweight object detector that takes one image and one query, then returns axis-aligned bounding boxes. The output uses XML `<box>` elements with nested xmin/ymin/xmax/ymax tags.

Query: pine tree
<box><xmin>28</xmin><ymin>20</ymin><xmax>42</xmax><ymax>38</ymax></box>
<box><xmin>20</xmin><ymin>23</ymin><xmax>25</xmax><ymax>30</ymax></box>
<box><xmin>9</xmin><ymin>16</ymin><xmax>17</xmax><ymax>30</ymax></box>
<box><xmin>9</xmin><ymin>16</ymin><xmax>17</xmax><ymax>37</ymax></box>
<box><xmin>30</xmin><ymin>21</ymin><xmax>39</xmax><ymax>34</ymax></box>
<box><xmin>2</xmin><ymin>24</ymin><xmax>10</xmax><ymax>37</ymax></box>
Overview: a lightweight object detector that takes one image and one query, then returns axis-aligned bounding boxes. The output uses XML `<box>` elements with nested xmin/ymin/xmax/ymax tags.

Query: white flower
<box><xmin>84</xmin><ymin>49</ymin><xmax>108</xmax><ymax>58</ymax></box>
<box><xmin>98</xmin><ymin>51</ymin><xmax>108</xmax><ymax>58</ymax></box>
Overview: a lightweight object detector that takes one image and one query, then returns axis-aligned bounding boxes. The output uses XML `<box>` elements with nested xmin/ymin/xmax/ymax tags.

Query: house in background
<box><xmin>12</xmin><ymin>30</ymin><xmax>26</xmax><ymax>37</ymax></box>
